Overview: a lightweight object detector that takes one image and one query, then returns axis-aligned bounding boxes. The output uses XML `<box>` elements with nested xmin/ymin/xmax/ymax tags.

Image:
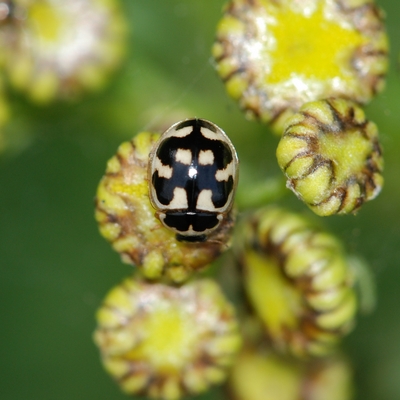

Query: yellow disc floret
<box><xmin>266</xmin><ymin>5</ymin><xmax>366</xmax><ymax>84</ymax></box>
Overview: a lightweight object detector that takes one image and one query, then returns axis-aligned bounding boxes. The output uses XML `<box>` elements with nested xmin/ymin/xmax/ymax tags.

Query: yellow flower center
<box><xmin>127</xmin><ymin>303</ymin><xmax>198</xmax><ymax>372</ymax></box>
<box><xmin>266</xmin><ymin>3</ymin><xmax>366</xmax><ymax>84</ymax></box>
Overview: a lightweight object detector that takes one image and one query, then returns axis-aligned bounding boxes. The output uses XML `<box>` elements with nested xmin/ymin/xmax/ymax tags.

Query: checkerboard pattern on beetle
<box><xmin>148</xmin><ymin>118</ymin><xmax>239</xmax><ymax>242</ymax></box>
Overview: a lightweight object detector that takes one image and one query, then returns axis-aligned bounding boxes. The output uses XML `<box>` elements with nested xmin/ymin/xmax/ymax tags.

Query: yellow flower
<box><xmin>94</xmin><ymin>277</ymin><xmax>241</xmax><ymax>400</ymax></box>
<box><xmin>238</xmin><ymin>207</ymin><xmax>357</xmax><ymax>357</ymax></box>
<box><xmin>276</xmin><ymin>98</ymin><xmax>383</xmax><ymax>216</ymax></box>
<box><xmin>95</xmin><ymin>131</ymin><xmax>236</xmax><ymax>283</ymax></box>
<box><xmin>212</xmin><ymin>0</ymin><xmax>388</xmax><ymax>132</ymax></box>
<box><xmin>1</xmin><ymin>0</ymin><xmax>127</xmax><ymax>103</ymax></box>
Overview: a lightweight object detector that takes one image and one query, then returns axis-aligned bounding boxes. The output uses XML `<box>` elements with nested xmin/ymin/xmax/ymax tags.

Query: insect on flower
<box><xmin>148</xmin><ymin>118</ymin><xmax>239</xmax><ymax>242</ymax></box>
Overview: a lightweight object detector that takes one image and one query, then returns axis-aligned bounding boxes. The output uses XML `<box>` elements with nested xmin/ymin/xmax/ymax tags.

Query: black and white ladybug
<box><xmin>148</xmin><ymin>118</ymin><xmax>239</xmax><ymax>242</ymax></box>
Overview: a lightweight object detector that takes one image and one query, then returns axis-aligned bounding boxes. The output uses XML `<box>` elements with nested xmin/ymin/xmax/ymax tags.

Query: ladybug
<box><xmin>148</xmin><ymin>118</ymin><xmax>239</xmax><ymax>242</ymax></box>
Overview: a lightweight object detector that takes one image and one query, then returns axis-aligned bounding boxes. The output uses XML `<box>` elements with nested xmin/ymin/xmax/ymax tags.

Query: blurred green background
<box><xmin>1</xmin><ymin>1</ymin><xmax>399</xmax><ymax>399</ymax></box>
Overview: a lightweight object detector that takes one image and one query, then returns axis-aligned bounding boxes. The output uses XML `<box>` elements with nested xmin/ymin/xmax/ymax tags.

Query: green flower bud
<box><xmin>228</xmin><ymin>347</ymin><xmax>353</xmax><ymax>400</ymax></box>
<box><xmin>304</xmin><ymin>355</ymin><xmax>354</xmax><ymax>400</ymax></box>
<box><xmin>276</xmin><ymin>98</ymin><xmax>383</xmax><ymax>216</ymax></box>
<box><xmin>94</xmin><ymin>277</ymin><xmax>242</xmax><ymax>400</ymax></box>
<box><xmin>229</xmin><ymin>348</ymin><xmax>303</xmax><ymax>400</ymax></box>
<box><xmin>95</xmin><ymin>131</ymin><xmax>236</xmax><ymax>283</ymax></box>
<box><xmin>212</xmin><ymin>0</ymin><xmax>388</xmax><ymax>132</ymax></box>
<box><xmin>239</xmin><ymin>207</ymin><xmax>357</xmax><ymax>357</ymax></box>
<box><xmin>1</xmin><ymin>0</ymin><xmax>127</xmax><ymax>103</ymax></box>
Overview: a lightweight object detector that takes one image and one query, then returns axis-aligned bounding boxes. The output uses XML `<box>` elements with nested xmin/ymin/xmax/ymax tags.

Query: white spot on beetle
<box><xmin>198</xmin><ymin>150</ymin><xmax>214</xmax><ymax>165</ymax></box>
<box><xmin>196</xmin><ymin>189</ymin><xmax>215</xmax><ymax>211</ymax></box>
<box><xmin>171</xmin><ymin>125</ymin><xmax>192</xmax><ymax>138</ymax></box>
<box><xmin>175</xmin><ymin>148</ymin><xmax>192</xmax><ymax>165</ymax></box>
<box><xmin>168</xmin><ymin>187</ymin><xmax>188</xmax><ymax>208</ymax></box>
<box><xmin>216</xmin><ymin>160</ymin><xmax>234</xmax><ymax>181</ymax></box>
<box><xmin>199</xmin><ymin>127</ymin><xmax>219</xmax><ymax>140</ymax></box>
<box><xmin>154</xmin><ymin>157</ymin><xmax>173</xmax><ymax>178</ymax></box>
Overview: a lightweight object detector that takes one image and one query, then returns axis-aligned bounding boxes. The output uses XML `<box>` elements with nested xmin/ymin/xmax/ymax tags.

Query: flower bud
<box><xmin>228</xmin><ymin>347</ymin><xmax>353</xmax><ymax>400</ymax></box>
<box><xmin>1</xmin><ymin>0</ymin><xmax>127</xmax><ymax>103</ymax></box>
<box><xmin>94</xmin><ymin>277</ymin><xmax>241</xmax><ymax>400</ymax></box>
<box><xmin>239</xmin><ymin>207</ymin><xmax>357</xmax><ymax>357</ymax></box>
<box><xmin>276</xmin><ymin>98</ymin><xmax>383</xmax><ymax>216</ymax></box>
<box><xmin>212</xmin><ymin>0</ymin><xmax>388</xmax><ymax>132</ymax></box>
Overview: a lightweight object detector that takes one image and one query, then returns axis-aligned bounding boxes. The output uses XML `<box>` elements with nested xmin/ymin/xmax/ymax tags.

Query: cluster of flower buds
<box><xmin>93</xmin><ymin>127</ymin><xmax>361</xmax><ymax>399</ymax></box>
<box><xmin>213</xmin><ymin>0</ymin><xmax>388</xmax><ymax>215</ymax></box>
<box><xmin>92</xmin><ymin>0</ymin><xmax>388</xmax><ymax>398</ymax></box>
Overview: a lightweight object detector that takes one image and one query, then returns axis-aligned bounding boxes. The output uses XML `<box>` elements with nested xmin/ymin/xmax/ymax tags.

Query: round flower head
<box><xmin>212</xmin><ymin>0</ymin><xmax>388</xmax><ymax>131</ymax></box>
<box><xmin>238</xmin><ymin>207</ymin><xmax>357</xmax><ymax>358</ymax></box>
<box><xmin>95</xmin><ymin>131</ymin><xmax>236</xmax><ymax>283</ymax></box>
<box><xmin>94</xmin><ymin>277</ymin><xmax>241</xmax><ymax>400</ymax></box>
<box><xmin>228</xmin><ymin>347</ymin><xmax>353</xmax><ymax>400</ymax></box>
<box><xmin>1</xmin><ymin>0</ymin><xmax>127</xmax><ymax>103</ymax></box>
<box><xmin>276</xmin><ymin>98</ymin><xmax>383</xmax><ymax>216</ymax></box>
